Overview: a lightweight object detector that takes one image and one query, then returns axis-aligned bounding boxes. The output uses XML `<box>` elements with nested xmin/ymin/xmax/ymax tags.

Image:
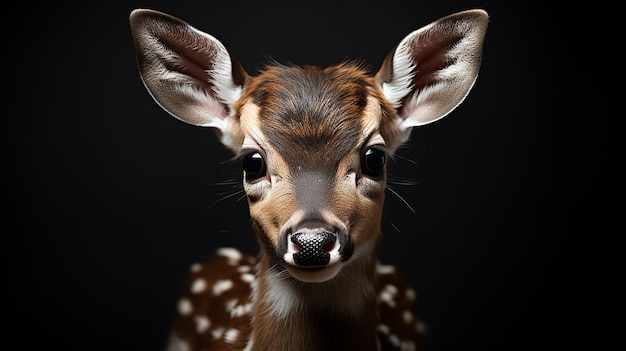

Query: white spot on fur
<box><xmin>225</xmin><ymin>298</ymin><xmax>238</xmax><ymax>311</ymax></box>
<box><xmin>402</xmin><ymin>310</ymin><xmax>414</xmax><ymax>324</ymax></box>
<box><xmin>191</xmin><ymin>278</ymin><xmax>206</xmax><ymax>294</ymax></box>
<box><xmin>224</xmin><ymin>328</ymin><xmax>240</xmax><ymax>344</ymax></box>
<box><xmin>388</xmin><ymin>333</ymin><xmax>400</xmax><ymax>347</ymax></box>
<box><xmin>212</xmin><ymin>279</ymin><xmax>234</xmax><ymax>296</ymax></box>
<box><xmin>166</xmin><ymin>332</ymin><xmax>190</xmax><ymax>351</ymax></box>
<box><xmin>217</xmin><ymin>247</ymin><xmax>243</xmax><ymax>265</ymax></box>
<box><xmin>377</xmin><ymin>324</ymin><xmax>390</xmax><ymax>335</ymax></box>
<box><xmin>240</xmin><ymin>273</ymin><xmax>255</xmax><ymax>284</ymax></box>
<box><xmin>380</xmin><ymin>284</ymin><xmax>398</xmax><ymax>307</ymax></box>
<box><xmin>190</xmin><ymin>263</ymin><xmax>202</xmax><ymax>272</ymax></box>
<box><xmin>237</xmin><ymin>265</ymin><xmax>251</xmax><ymax>273</ymax></box>
<box><xmin>211</xmin><ymin>327</ymin><xmax>224</xmax><ymax>340</ymax></box>
<box><xmin>401</xmin><ymin>340</ymin><xmax>417</xmax><ymax>351</ymax></box>
<box><xmin>194</xmin><ymin>315</ymin><xmax>210</xmax><ymax>333</ymax></box>
<box><xmin>178</xmin><ymin>298</ymin><xmax>192</xmax><ymax>316</ymax></box>
<box><xmin>376</xmin><ymin>263</ymin><xmax>396</xmax><ymax>275</ymax></box>
<box><xmin>416</xmin><ymin>321</ymin><xmax>426</xmax><ymax>334</ymax></box>
<box><xmin>231</xmin><ymin>303</ymin><xmax>253</xmax><ymax>318</ymax></box>
<box><xmin>405</xmin><ymin>288</ymin><xmax>416</xmax><ymax>301</ymax></box>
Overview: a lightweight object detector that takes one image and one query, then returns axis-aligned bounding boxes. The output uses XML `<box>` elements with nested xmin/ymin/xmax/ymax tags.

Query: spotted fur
<box><xmin>166</xmin><ymin>248</ymin><xmax>423</xmax><ymax>351</ymax></box>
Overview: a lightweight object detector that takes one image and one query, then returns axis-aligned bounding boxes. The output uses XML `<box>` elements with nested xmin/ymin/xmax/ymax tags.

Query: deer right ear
<box><xmin>129</xmin><ymin>9</ymin><xmax>248</xmax><ymax>151</ymax></box>
<box><xmin>376</xmin><ymin>9</ymin><xmax>488</xmax><ymax>151</ymax></box>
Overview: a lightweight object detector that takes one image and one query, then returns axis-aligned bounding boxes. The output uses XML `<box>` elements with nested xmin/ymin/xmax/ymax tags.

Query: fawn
<box><xmin>130</xmin><ymin>8</ymin><xmax>488</xmax><ymax>351</ymax></box>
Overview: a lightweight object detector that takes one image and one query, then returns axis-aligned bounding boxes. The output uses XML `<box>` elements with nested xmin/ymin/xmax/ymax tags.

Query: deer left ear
<box><xmin>129</xmin><ymin>9</ymin><xmax>249</xmax><ymax>151</ymax></box>
<box><xmin>376</xmin><ymin>9</ymin><xmax>488</xmax><ymax>143</ymax></box>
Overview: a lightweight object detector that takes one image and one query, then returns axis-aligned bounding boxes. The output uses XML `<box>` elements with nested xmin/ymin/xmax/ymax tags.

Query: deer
<box><xmin>129</xmin><ymin>8</ymin><xmax>488</xmax><ymax>351</ymax></box>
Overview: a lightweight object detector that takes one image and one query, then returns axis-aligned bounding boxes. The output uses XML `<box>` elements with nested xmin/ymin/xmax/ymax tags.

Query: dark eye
<box><xmin>362</xmin><ymin>146</ymin><xmax>387</xmax><ymax>178</ymax></box>
<box><xmin>242</xmin><ymin>152</ymin><xmax>267</xmax><ymax>181</ymax></box>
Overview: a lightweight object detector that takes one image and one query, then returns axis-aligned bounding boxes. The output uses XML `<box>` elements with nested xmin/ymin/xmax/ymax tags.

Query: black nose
<box><xmin>290</xmin><ymin>229</ymin><xmax>337</xmax><ymax>267</ymax></box>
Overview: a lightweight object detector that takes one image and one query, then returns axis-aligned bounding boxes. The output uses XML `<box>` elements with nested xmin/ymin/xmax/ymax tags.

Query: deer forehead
<box><xmin>237</xmin><ymin>64</ymin><xmax>389</xmax><ymax>171</ymax></box>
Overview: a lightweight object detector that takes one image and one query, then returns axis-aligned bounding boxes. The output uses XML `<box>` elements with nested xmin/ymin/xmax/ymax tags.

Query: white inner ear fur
<box><xmin>380</xmin><ymin>11</ymin><xmax>487</xmax><ymax>131</ymax></box>
<box><xmin>381</xmin><ymin>33</ymin><xmax>419</xmax><ymax>110</ymax></box>
<box><xmin>206</xmin><ymin>33</ymin><xmax>243</xmax><ymax>108</ymax></box>
<box><xmin>398</xmin><ymin>76</ymin><xmax>477</xmax><ymax>130</ymax></box>
<box><xmin>172</xmin><ymin>83</ymin><xmax>229</xmax><ymax>128</ymax></box>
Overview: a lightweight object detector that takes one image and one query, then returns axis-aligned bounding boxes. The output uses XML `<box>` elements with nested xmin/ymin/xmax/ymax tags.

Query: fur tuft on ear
<box><xmin>129</xmin><ymin>9</ymin><xmax>248</xmax><ymax>150</ymax></box>
<box><xmin>376</xmin><ymin>10</ymin><xmax>488</xmax><ymax>134</ymax></box>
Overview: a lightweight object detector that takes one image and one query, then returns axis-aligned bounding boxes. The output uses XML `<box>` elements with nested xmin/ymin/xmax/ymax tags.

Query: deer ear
<box><xmin>129</xmin><ymin>9</ymin><xmax>248</xmax><ymax>151</ymax></box>
<box><xmin>376</xmin><ymin>9</ymin><xmax>488</xmax><ymax>138</ymax></box>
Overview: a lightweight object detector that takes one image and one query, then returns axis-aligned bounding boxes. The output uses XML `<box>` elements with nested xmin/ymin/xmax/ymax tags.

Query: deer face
<box><xmin>129</xmin><ymin>9</ymin><xmax>488</xmax><ymax>283</ymax></box>
<box><xmin>233</xmin><ymin>65</ymin><xmax>397</xmax><ymax>282</ymax></box>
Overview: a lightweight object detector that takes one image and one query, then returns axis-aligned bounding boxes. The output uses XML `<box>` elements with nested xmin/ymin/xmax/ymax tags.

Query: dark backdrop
<box><xmin>3</xmin><ymin>1</ymin><xmax>620</xmax><ymax>350</ymax></box>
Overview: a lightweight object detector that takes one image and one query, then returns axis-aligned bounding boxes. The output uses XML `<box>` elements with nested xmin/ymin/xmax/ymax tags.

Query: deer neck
<box><xmin>247</xmin><ymin>250</ymin><xmax>380</xmax><ymax>351</ymax></box>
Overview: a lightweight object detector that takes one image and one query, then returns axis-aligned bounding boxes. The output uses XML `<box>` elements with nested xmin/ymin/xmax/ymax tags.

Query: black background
<box><xmin>3</xmin><ymin>1</ymin><xmax>620</xmax><ymax>350</ymax></box>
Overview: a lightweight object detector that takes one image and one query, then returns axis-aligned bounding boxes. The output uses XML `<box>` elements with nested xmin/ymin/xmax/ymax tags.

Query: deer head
<box><xmin>129</xmin><ymin>9</ymin><xmax>488</xmax><ymax>287</ymax></box>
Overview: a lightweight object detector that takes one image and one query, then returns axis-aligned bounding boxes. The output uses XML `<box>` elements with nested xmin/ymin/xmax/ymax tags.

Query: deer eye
<box><xmin>242</xmin><ymin>151</ymin><xmax>267</xmax><ymax>181</ymax></box>
<box><xmin>361</xmin><ymin>146</ymin><xmax>387</xmax><ymax>178</ymax></box>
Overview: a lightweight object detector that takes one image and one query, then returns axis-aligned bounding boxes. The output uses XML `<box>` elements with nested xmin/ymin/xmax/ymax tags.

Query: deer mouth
<box><xmin>283</xmin><ymin>260</ymin><xmax>344</xmax><ymax>283</ymax></box>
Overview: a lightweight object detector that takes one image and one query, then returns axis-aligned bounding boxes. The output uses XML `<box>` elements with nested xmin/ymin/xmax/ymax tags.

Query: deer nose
<box><xmin>290</xmin><ymin>229</ymin><xmax>337</xmax><ymax>267</ymax></box>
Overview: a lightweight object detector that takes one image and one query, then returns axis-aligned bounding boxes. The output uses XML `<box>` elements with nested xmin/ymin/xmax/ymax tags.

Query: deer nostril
<box><xmin>323</xmin><ymin>240</ymin><xmax>335</xmax><ymax>253</ymax></box>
